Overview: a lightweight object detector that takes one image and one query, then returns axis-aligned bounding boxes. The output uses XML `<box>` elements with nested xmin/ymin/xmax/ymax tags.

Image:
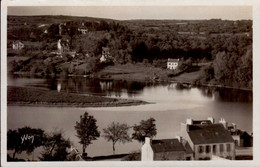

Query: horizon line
<box><xmin>7</xmin><ymin>14</ymin><xmax>253</xmax><ymax>21</ymax></box>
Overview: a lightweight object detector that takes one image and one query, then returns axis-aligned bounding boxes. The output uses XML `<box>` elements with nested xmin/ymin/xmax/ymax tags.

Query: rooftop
<box><xmin>167</xmin><ymin>58</ymin><xmax>179</xmax><ymax>62</ymax></box>
<box><xmin>188</xmin><ymin>123</ymin><xmax>234</xmax><ymax>145</ymax></box>
<box><xmin>151</xmin><ymin>139</ymin><xmax>186</xmax><ymax>153</ymax></box>
<box><xmin>192</xmin><ymin>120</ymin><xmax>212</xmax><ymax>125</ymax></box>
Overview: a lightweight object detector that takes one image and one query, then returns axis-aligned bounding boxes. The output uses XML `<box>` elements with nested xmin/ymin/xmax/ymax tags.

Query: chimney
<box><xmin>219</xmin><ymin>118</ymin><xmax>228</xmax><ymax>129</ymax></box>
<box><xmin>232</xmin><ymin>123</ymin><xmax>236</xmax><ymax>130</ymax></box>
<box><xmin>176</xmin><ymin>136</ymin><xmax>182</xmax><ymax>143</ymax></box>
<box><xmin>145</xmin><ymin>137</ymin><xmax>151</xmax><ymax>145</ymax></box>
<box><xmin>186</xmin><ymin>118</ymin><xmax>193</xmax><ymax>125</ymax></box>
<box><xmin>208</xmin><ymin>117</ymin><xmax>215</xmax><ymax>124</ymax></box>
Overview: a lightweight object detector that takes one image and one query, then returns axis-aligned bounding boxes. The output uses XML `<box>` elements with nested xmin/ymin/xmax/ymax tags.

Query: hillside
<box><xmin>7</xmin><ymin>15</ymin><xmax>252</xmax><ymax>89</ymax></box>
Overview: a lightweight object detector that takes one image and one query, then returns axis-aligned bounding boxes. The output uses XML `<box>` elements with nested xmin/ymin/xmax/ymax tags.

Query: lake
<box><xmin>7</xmin><ymin>75</ymin><xmax>253</xmax><ymax>160</ymax></box>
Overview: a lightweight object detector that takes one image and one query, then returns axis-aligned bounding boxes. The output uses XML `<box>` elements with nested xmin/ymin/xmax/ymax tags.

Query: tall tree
<box><xmin>74</xmin><ymin>112</ymin><xmax>100</xmax><ymax>155</ymax></box>
<box><xmin>103</xmin><ymin>122</ymin><xmax>132</xmax><ymax>154</ymax></box>
<box><xmin>132</xmin><ymin>118</ymin><xmax>157</xmax><ymax>144</ymax></box>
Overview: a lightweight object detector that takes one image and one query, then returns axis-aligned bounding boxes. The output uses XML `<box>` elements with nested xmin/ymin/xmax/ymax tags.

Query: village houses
<box><xmin>167</xmin><ymin>58</ymin><xmax>179</xmax><ymax>70</ymax></box>
<box><xmin>141</xmin><ymin>117</ymin><xmax>238</xmax><ymax>161</ymax></box>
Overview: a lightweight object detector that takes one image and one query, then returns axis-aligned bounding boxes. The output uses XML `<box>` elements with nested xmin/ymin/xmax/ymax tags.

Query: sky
<box><xmin>8</xmin><ymin>6</ymin><xmax>252</xmax><ymax>20</ymax></box>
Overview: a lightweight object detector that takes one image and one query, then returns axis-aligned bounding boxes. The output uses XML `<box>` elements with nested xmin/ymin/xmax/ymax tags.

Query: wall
<box><xmin>167</xmin><ymin>62</ymin><xmax>178</xmax><ymax>70</ymax></box>
<box><xmin>154</xmin><ymin>151</ymin><xmax>186</xmax><ymax>160</ymax></box>
<box><xmin>194</xmin><ymin>142</ymin><xmax>235</xmax><ymax>160</ymax></box>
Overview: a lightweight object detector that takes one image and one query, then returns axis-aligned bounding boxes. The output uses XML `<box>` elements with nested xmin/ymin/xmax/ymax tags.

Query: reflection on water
<box><xmin>198</xmin><ymin>86</ymin><xmax>252</xmax><ymax>103</ymax></box>
<box><xmin>8</xmin><ymin>74</ymin><xmax>253</xmax><ymax>103</ymax></box>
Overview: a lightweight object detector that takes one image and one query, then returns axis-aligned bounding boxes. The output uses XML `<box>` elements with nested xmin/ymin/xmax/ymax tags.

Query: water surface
<box><xmin>7</xmin><ymin>76</ymin><xmax>252</xmax><ymax>159</ymax></box>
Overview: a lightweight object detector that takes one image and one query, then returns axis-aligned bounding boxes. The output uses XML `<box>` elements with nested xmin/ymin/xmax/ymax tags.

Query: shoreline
<box><xmin>7</xmin><ymin>101</ymin><xmax>150</xmax><ymax>108</ymax></box>
<box><xmin>10</xmin><ymin>71</ymin><xmax>252</xmax><ymax>91</ymax></box>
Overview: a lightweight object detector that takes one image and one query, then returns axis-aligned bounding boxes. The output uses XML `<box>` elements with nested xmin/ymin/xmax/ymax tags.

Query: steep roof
<box><xmin>192</xmin><ymin>120</ymin><xmax>212</xmax><ymax>125</ymax></box>
<box><xmin>151</xmin><ymin>139</ymin><xmax>186</xmax><ymax>153</ymax></box>
<box><xmin>188</xmin><ymin>124</ymin><xmax>234</xmax><ymax>145</ymax></box>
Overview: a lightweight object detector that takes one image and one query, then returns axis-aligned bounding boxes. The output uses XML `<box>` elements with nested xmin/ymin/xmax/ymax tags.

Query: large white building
<box><xmin>180</xmin><ymin>118</ymin><xmax>235</xmax><ymax>160</ymax></box>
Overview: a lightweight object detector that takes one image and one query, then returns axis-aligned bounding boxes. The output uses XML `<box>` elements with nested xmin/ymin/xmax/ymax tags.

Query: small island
<box><xmin>7</xmin><ymin>86</ymin><xmax>149</xmax><ymax>107</ymax></box>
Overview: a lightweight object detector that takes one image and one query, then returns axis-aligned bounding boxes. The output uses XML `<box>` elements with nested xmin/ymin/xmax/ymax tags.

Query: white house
<box><xmin>12</xmin><ymin>40</ymin><xmax>24</xmax><ymax>50</ymax></box>
<box><xmin>167</xmin><ymin>58</ymin><xmax>179</xmax><ymax>70</ymax></box>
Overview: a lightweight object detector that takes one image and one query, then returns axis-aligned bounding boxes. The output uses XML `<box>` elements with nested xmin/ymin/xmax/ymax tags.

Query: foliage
<box><xmin>132</xmin><ymin>118</ymin><xmax>157</xmax><ymax>143</ymax></box>
<box><xmin>103</xmin><ymin>122</ymin><xmax>132</xmax><ymax>154</ymax></box>
<box><xmin>7</xmin><ymin>126</ymin><xmax>45</xmax><ymax>159</ymax></box>
<box><xmin>39</xmin><ymin>130</ymin><xmax>71</xmax><ymax>161</ymax></box>
<box><xmin>74</xmin><ymin>112</ymin><xmax>100</xmax><ymax>154</ymax></box>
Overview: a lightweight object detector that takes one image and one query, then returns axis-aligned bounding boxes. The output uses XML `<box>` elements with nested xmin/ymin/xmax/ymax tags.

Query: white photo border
<box><xmin>1</xmin><ymin>0</ymin><xmax>260</xmax><ymax>167</ymax></box>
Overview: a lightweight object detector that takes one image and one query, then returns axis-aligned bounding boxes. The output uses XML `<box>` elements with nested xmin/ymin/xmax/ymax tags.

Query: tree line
<box><xmin>7</xmin><ymin>111</ymin><xmax>157</xmax><ymax>161</ymax></box>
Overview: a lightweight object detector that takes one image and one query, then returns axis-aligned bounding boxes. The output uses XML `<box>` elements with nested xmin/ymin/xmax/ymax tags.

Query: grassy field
<box><xmin>171</xmin><ymin>67</ymin><xmax>202</xmax><ymax>83</ymax></box>
<box><xmin>7</xmin><ymin>86</ymin><xmax>148</xmax><ymax>107</ymax></box>
<box><xmin>97</xmin><ymin>63</ymin><xmax>203</xmax><ymax>83</ymax></box>
<box><xmin>97</xmin><ymin>63</ymin><xmax>172</xmax><ymax>81</ymax></box>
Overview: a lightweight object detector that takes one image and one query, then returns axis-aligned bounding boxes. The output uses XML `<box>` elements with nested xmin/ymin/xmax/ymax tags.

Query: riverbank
<box><xmin>9</xmin><ymin>62</ymin><xmax>252</xmax><ymax>91</ymax></box>
<box><xmin>7</xmin><ymin>86</ymin><xmax>149</xmax><ymax>107</ymax></box>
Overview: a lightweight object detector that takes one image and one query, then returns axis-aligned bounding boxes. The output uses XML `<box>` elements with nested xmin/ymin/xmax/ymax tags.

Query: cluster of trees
<box><xmin>8</xmin><ymin>111</ymin><xmax>157</xmax><ymax>161</ymax></box>
<box><xmin>75</xmin><ymin>112</ymin><xmax>157</xmax><ymax>156</ymax></box>
<box><xmin>197</xmin><ymin>35</ymin><xmax>252</xmax><ymax>89</ymax></box>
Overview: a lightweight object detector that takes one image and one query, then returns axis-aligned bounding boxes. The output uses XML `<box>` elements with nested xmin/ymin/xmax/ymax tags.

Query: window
<box><xmin>213</xmin><ymin>145</ymin><xmax>217</xmax><ymax>154</ymax></box>
<box><xmin>206</xmin><ymin>145</ymin><xmax>211</xmax><ymax>153</ymax></box>
<box><xmin>227</xmin><ymin>144</ymin><xmax>231</xmax><ymax>152</ymax></box>
<box><xmin>220</xmin><ymin>144</ymin><xmax>224</xmax><ymax>152</ymax></box>
<box><xmin>199</xmin><ymin>146</ymin><xmax>203</xmax><ymax>153</ymax></box>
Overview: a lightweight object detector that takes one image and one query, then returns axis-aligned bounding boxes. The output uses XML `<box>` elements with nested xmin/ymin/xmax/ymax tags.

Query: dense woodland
<box><xmin>7</xmin><ymin>15</ymin><xmax>252</xmax><ymax>89</ymax></box>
